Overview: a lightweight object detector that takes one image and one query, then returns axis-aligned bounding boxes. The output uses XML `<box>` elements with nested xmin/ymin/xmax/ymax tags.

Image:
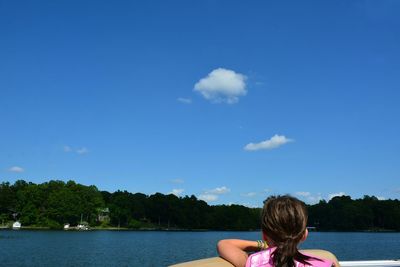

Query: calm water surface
<box><xmin>1</xmin><ymin>230</ymin><xmax>399</xmax><ymax>266</ymax></box>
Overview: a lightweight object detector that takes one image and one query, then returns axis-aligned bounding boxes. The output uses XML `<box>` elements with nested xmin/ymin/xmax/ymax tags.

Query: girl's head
<box><xmin>261</xmin><ymin>195</ymin><xmax>310</xmax><ymax>267</ymax></box>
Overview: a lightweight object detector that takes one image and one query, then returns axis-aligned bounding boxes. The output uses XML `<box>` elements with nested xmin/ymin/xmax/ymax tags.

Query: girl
<box><xmin>217</xmin><ymin>195</ymin><xmax>337</xmax><ymax>267</ymax></box>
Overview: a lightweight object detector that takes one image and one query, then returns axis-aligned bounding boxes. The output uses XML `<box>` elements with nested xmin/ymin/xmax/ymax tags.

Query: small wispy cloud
<box><xmin>64</xmin><ymin>145</ymin><xmax>89</xmax><ymax>155</ymax></box>
<box><xmin>8</xmin><ymin>166</ymin><xmax>24</xmax><ymax>173</ymax></box>
<box><xmin>198</xmin><ymin>186</ymin><xmax>231</xmax><ymax>202</ymax></box>
<box><xmin>170</xmin><ymin>178</ymin><xmax>184</xmax><ymax>184</ymax></box>
<box><xmin>76</xmin><ymin>147</ymin><xmax>89</xmax><ymax>155</ymax></box>
<box><xmin>241</xmin><ymin>203</ymin><xmax>261</xmax><ymax>208</ymax></box>
<box><xmin>170</xmin><ymin>188</ymin><xmax>184</xmax><ymax>197</ymax></box>
<box><xmin>295</xmin><ymin>191</ymin><xmax>311</xmax><ymax>197</ymax></box>
<box><xmin>241</xmin><ymin>192</ymin><xmax>257</xmax><ymax>197</ymax></box>
<box><xmin>309</xmin><ymin>195</ymin><xmax>323</xmax><ymax>204</ymax></box>
<box><xmin>377</xmin><ymin>196</ymin><xmax>386</xmax><ymax>200</ymax></box>
<box><xmin>206</xmin><ymin>186</ymin><xmax>230</xmax><ymax>195</ymax></box>
<box><xmin>194</xmin><ymin>68</ymin><xmax>247</xmax><ymax>104</ymax></box>
<box><xmin>244</xmin><ymin>134</ymin><xmax>293</xmax><ymax>151</ymax></box>
<box><xmin>177</xmin><ymin>97</ymin><xmax>192</xmax><ymax>104</ymax></box>
<box><xmin>198</xmin><ymin>194</ymin><xmax>218</xmax><ymax>202</ymax></box>
<box><xmin>328</xmin><ymin>192</ymin><xmax>346</xmax><ymax>200</ymax></box>
<box><xmin>295</xmin><ymin>192</ymin><xmax>322</xmax><ymax>204</ymax></box>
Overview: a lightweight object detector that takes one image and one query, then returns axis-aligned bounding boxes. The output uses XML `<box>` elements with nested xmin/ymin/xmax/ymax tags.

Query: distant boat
<box><xmin>76</xmin><ymin>224</ymin><xmax>89</xmax><ymax>231</ymax></box>
<box><xmin>77</xmin><ymin>214</ymin><xmax>90</xmax><ymax>230</ymax></box>
<box><xmin>64</xmin><ymin>223</ymin><xmax>70</xmax><ymax>230</ymax></box>
<box><xmin>12</xmin><ymin>221</ymin><xmax>21</xmax><ymax>230</ymax></box>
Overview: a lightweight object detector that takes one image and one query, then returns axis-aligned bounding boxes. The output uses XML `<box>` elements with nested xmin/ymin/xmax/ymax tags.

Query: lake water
<box><xmin>1</xmin><ymin>230</ymin><xmax>399</xmax><ymax>266</ymax></box>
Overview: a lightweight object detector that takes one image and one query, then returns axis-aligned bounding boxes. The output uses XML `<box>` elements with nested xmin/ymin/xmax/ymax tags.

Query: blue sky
<box><xmin>1</xmin><ymin>0</ymin><xmax>399</xmax><ymax>206</ymax></box>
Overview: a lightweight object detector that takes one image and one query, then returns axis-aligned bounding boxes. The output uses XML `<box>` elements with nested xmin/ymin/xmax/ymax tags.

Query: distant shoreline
<box><xmin>2</xmin><ymin>180</ymin><xmax>400</xmax><ymax>232</ymax></box>
<box><xmin>0</xmin><ymin>226</ymin><xmax>398</xmax><ymax>233</ymax></box>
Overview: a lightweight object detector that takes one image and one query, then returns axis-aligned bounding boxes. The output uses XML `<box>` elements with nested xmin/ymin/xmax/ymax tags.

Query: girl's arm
<box><xmin>217</xmin><ymin>239</ymin><xmax>259</xmax><ymax>267</ymax></box>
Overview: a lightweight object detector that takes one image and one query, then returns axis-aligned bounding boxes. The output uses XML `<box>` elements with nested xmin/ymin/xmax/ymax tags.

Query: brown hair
<box><xmin>261</xmin><ymin>195</ymin><xmax>314</xmax><ymax>267</ymax></box>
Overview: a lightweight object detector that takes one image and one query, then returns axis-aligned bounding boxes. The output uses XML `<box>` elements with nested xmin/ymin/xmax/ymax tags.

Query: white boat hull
<box><xmin>340</xmin><ymin>261</ymin><xmax>400</xmax><ymax>267</ymax></box>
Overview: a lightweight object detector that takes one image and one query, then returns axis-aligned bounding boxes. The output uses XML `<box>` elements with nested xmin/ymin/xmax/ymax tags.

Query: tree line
<box><xmin>308</xmin><ymin>195</ymin><xmax>400</xmax><ymax>231</ymax></box>
<box><xmin>0</xmin><ymin>180</ymin><xmax>399</xmax><ymax>231</ymax></box>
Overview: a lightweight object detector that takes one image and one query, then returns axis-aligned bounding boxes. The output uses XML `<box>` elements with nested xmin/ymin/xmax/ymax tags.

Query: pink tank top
<box><xmin>245</xmin><ymin>247</ymin><xmax>333</xmax><ymax>267</ymax></box>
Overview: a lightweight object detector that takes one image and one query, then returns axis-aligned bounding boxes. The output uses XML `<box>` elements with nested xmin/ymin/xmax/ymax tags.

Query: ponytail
<box><xmin>272</xmin><ymin>238</ymin><xmax>298</xmax><ymax>267</ymax></box>
<box><xmin>272</xmin><ymin>237</ymin><xmax>312</xmax><ymax>267</ymax></box>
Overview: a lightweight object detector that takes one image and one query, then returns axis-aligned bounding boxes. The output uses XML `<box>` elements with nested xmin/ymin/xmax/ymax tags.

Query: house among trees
<box><xmin>97</xmin><ymin>207</ymin><xmax>110</xmax><ymax>223</ymax></box>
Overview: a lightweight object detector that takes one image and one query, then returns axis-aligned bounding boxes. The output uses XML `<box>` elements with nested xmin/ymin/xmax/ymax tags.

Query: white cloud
<box><xmin>194</xmin><ymin>68</ymin><xmax>247</xmax><ymax>104</ymax></box>
<box><xmin>170</xmin><ymin>188</ymin><xmax>184</xmax><ymax>197</ymax></box>
<box><xmin>294</xmin><ymin>192</ymin><xmax>323</xmax><ymax>204</ymax></box>
<box><xmin>206</xmin><ymin>186</ymin><xmax>230</xmax><ymax>195</ymax></box>
<box><xmin>241</xmin><ymin>192</ymin><xmax>257</xmax><ymax>197</ymax></box>
<box><xmin>8</xmin><ymin>166</ymin><xmax>24</xmax><ymax>173</ymax></box>
<box><xmin>242</xmin><ymin>203</ymin><xmax>261</xmax><ymax>208</ymax></box>
<box><xmin>328</xmin><ymin>192</ymin><xmax>346</xmax><ymax>200</ymax></box>
<box><xmin>170</xmin><ymin>178</ymin><xmax>184</xmax><ymax>184</ymax></box>
<box><xmin>64</xmin><ymin>145</ymin><xmax>89</xmax><ymax>155</ymax></box>
<box><xmin>76</xmin><ymin>147</ymin><xmax>89</xmax><ymax>155</ymax></box>
<box><xmin>198</xmin><ymin>186</ymin><xmax>230</xmax><ymax>203</ymax></box>
<box><xmin>177</xmin><ymin>97</ymin><xmax>192</xmax><ymax>104</ymax></box>
<box><xmin>295</xmin><ymin>192</ymin><xmax>311</xmax><ymax>197</ymax></box>
<box><xmin>377</xmin><ymin>196</ymin><xmax>386</xmax><ymax>200</ymax></box>
<box><xmin>198</xmin><ymin>194</ymin><xmax>218</xmax><ymax>202</ymax></box>
<box><xmin>307</xmin><ymin>194</ymin><xmax>323</xmax><ymax>204</ymax></box>
<box><xmin>307</xmin><ymin>194</ymin><xmax>322</xmax><ymax>204</ymax></box>
<box><xmin>244</xmin><ymin>134</ymin><xmax>293</xmax><ymax>151</ymax></box>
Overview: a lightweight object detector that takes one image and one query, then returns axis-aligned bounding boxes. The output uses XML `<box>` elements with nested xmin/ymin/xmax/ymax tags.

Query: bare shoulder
<box><xmin>300</xmin><ymin>249</ymin><xmax>340</xmax><ymax>267</ymax></box>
